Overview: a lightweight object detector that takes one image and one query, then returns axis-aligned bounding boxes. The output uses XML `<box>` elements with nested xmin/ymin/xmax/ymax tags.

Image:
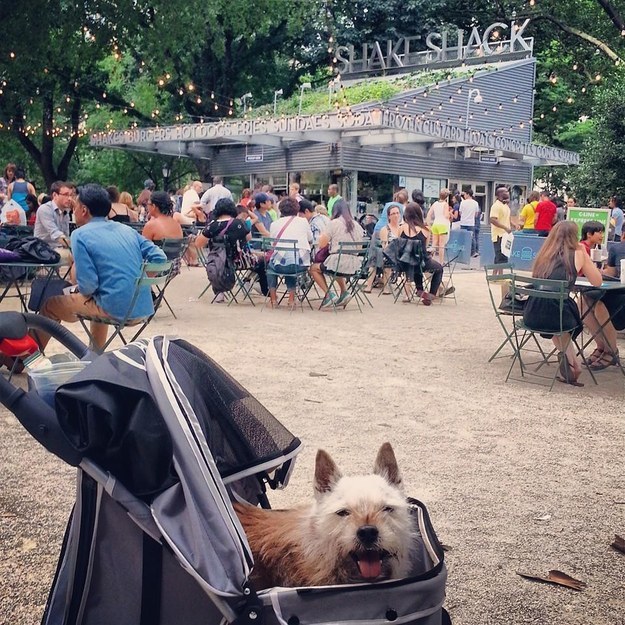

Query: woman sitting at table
<box><xmin>523</xmin><ymin>221</ymin><xmax>602</xmax><ymax>386</ymax></box>
<box><xmin>142</xmin><ymin>191</ymin><xmax>183</xmax><ymax>242</ymax></box>
<box><xmin>310</xmin><ymin>199</ymin><xmax>364</xmax><ymax>309</ymax></box>
<box><xmin>581</xmin><ymin>235</ymin><xmax>625</xmax><ymax>370</ymax></box>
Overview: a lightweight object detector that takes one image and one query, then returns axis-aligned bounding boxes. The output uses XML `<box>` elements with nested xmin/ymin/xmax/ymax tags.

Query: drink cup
<box><xmin>620</xmin><ymin>259</ymin><xmax>625</xmax><ymax>284</ymax></box>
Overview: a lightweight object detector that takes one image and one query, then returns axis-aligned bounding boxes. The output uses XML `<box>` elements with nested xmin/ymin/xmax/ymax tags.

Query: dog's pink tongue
<box><xmin>358</xmin><ymin>552</ymin><xmax>382</xmax><ymax>580</ymax></box>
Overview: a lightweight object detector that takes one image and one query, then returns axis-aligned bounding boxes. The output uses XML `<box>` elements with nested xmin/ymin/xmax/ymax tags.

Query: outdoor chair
<box><xmin>322</xmin><ymin>240</ymin><xmax>372</xmax><ymax>312</ymax></box>
<box><xmin>262</xmin><ymin>237</ymin><xmax>312</xmax><ymax>311</ymax></box>
<box><xmin>484</xmin><ymin>264</ymin><xmax>551</xmax><ymax>365</ymax></box>
<box><xmin>156</xmin><ymin>237</ymin><xmax>190</xmax><ymax>318</ymax></box>
<box><xmin>77</xmin><ymin>260</ymin><xmax>172</xmax><ymax>353</ymax></box>
<box><xmin>506</xmin><ymin>275</ymin><xmax>597</xmax><ymax>390</ymax></box>
<box><xmin>434</xmin><ymin>242</ymin><xmax>466</xmax><ymax>305</ymax></box>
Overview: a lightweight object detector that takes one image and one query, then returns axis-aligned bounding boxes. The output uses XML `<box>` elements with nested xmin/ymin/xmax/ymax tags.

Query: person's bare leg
<box><xmin>310</xmin><ymin>263</ymin><xmax>328</xmax><ymax>294</ymax></box>
<box><xmin>382</xmin><ymin>268</ymin><xmax>392</xmax><ymax>294</ymax></box>
<box><xmin>439</xmin><ymin>233</ymin><xmax>449</xmax><ymax>263</ymax></box>
<box><xmin>582</xmin><ymin>300</ymin><xmax>617</xmax><ymax>356</ymax></box>
<box><xmin>336</xmin><ymin>277</ymin><xmax>347</xmax><ymax>295</ymax></box>
<box><xmin>364</xmin><ymin>267</ymin><xmax>376</xmax><ymax>291</ymax></box>
<box><xmin>432</xmin><ymin>234</ymin><xmax>440</xmax><ymax>259</ymax></box>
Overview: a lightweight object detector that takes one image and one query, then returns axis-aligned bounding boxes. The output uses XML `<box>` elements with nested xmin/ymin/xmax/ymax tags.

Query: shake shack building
<box><xmin>91</xmin><ymin>20</ymin><xmax>578</xmax><ymax>217</ymax></box>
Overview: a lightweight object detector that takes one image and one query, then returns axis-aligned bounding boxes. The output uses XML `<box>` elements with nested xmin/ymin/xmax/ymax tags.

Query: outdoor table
<box><xmin>0</xmin><ymin>261</ymin><xmax>63</xmax><ymax>313</ymax></box>
<box><xmin>573</xmin><ymin>277</ymin><xmax>625</xmax><ymax>377</ymax></box>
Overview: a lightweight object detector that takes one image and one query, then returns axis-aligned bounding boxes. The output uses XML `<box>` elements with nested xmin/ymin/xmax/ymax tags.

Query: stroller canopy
<box><xmin>55</xmin><ymin>336</ymin><xmax>302</xmax><ymax>597</ymax></box>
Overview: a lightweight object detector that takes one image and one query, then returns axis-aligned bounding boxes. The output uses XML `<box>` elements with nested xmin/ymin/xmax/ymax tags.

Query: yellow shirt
<box><xmin>519</xmin><ymin>200</ymin><xmax>538</xmax><ymax>229</ymax></box>
<box><xmin>490</xmin><ymin>200</ymin><xmax>511</xmax><ymax>242</ymax></box>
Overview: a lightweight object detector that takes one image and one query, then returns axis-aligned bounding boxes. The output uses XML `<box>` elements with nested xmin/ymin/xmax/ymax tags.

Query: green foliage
<box><xmin>569</xmin><ymin>76</ymin><xmax>625</xmax><ymax>204</ymax></box>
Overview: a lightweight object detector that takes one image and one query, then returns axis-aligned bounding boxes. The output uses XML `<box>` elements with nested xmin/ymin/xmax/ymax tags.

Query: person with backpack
<box><xmin>195</xmin><ymin>198</ymin><xmax>267</xmax><ymax>300</ymax></box>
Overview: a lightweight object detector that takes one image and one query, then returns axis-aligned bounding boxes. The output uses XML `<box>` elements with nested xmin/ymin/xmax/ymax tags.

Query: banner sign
<box><xmin>567</xmin><ymin>207</ymin><xmax>611</xmax><ymax>246</ymax></box>
<box><xmin>91</xmin><ymin>109</ymin><xmax>579</xmax><ymax>166</ymax></box>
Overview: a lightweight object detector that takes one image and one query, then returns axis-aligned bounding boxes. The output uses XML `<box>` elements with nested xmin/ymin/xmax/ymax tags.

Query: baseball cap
<box><xmin>255</xmin><ymin>192</ymin><xmax>270</xmax><ymax>206</ymax></box>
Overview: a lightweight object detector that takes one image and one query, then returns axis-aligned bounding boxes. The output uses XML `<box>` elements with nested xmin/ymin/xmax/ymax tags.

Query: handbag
<box><xmin>28</xmin><ymin>277</ymin><xmax>72</xmax><ymax>312</ymax></box>
<box><xmin>313</xmin><ymin>246</ymin><xmax>330</xmax><ymax>264</ymax></box>
<box><xmin>265</xmin><ymin>217</ymin><xmax>295</xmax><ymax>264</ymax></box>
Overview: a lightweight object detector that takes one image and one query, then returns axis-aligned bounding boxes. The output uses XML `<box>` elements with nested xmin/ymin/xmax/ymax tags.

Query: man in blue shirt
<box><xmin>40</xmin><ymin>184</ymin><xmax>167</xmax><ymax>350</ymax></box>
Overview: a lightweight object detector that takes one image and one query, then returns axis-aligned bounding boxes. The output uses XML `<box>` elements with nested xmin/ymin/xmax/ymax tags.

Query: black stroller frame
<box><xmin>0</xmin><ymin>312</ymin><xmax>450</xmax><ymax>625</ymax></box>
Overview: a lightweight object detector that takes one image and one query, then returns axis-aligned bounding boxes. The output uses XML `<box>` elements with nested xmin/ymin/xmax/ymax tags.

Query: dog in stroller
<box><xmin>235</xmin><ymin>443</ymin><xmax>416</xmax><ymax>588</ymax></box>
<box><xmin>0</xmin><ymin>312</ymin><xmax>450</xmax><ymax>625</ymax></box>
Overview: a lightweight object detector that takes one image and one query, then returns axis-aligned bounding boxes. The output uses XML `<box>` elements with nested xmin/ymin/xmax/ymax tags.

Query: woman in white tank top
<box><xmin>426</xmin><ymin>189</ymin><xmax>451</xmax><ymax>261</ymax></box>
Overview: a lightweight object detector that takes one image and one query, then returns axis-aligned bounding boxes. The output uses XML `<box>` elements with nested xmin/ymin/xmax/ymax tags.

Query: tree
<box><xmin>569</xmin><ymin>80</ymin><xmax>625</xmax><ymax>203</ymax></box>
<box><xmin>0</xmin><ymin>0</ymin><xmax>155</xmax><ymax>187</ymax></box>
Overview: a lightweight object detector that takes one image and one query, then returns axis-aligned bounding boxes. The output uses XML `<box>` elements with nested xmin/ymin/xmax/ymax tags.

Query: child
<box><xmin>579</xmin><ymin>220</ymin><xmax>605</xmax><ymax>258</ymax></box>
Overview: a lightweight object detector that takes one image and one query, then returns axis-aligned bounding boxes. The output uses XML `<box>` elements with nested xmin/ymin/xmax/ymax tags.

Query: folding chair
<box><xmin>262</xmin><ymin>237</ymin><xmax>313</xmax><ymax>311</ymax></box>
<box><xmin>156</xmin><ymin>238</ymin><xmax>189</xmax><ymax>318</ymax></box>
<box><xmin>506</xmin><ymin>276</ymin><xmax>597</xmax><ymax>390</ymax></box>
<box><xmin>77</xmin><ymin>261</ymin><xmax>172</xmax><ymax>353</ymax></box>
<box><xmin>435</xmin><ymin>243</ymin><xmax>465</xmax><ymax>305</ymax></box>
<box><xmin>322</xmin><ymin>241</ymin><xmax>372</xmax><ymax>312</ymax></box>
<box><xmin>483</xmin><ymin>264</ymin><xmax>551</xmax><ymax>364</ymax></box>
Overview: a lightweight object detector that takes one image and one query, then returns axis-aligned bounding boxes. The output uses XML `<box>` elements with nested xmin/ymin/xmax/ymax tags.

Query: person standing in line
<box><xmin>609</xmin><ymin>195</ymin><xmax>624</xmax><ymax>242</ymax></box>
<box><xmin>459</xmin><ymin>189</ymin><xmax>480</xmax><ymax>257</ymax></box>
<box><xmin>7</xmin><ymin>167</ymin><xmax>36</xmax><ymax>211</ymax></box>
<box><xmin>426</xmin><ymin>188</ymin><xmax>451</xmax><ymax>261</ymax></box>
<box><xmin>489</xmin><ymin>187</ymin><xmax>512</xmax><ymax>269</ymax></box>
<box><xmin>518</xmin><ymin>191</ymin><xmax>539</xmax><ymax>231</ymax></box>
<box><xmin>326</xmin><ymin>183</ymin><xmax>342</xmax><ymax>217</ymax></box>
<box><xmin>534</xmin><ymin>190</ymin><xmax>557</xmax><ymax>236</ymax></box>
<box><xmin>200</xmin><ymin>176</ymin><xmax>232</xmax><ymax>218</ymax></box>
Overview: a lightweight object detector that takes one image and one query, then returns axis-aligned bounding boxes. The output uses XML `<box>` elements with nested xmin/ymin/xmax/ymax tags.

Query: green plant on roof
<box><xmin>247</xmin><ymin>66</ymin><xmax>489</xmax><ymax>118</ymax></box>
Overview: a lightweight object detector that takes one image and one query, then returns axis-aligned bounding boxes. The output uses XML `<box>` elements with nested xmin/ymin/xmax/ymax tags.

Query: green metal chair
<box><xmin>322</xmin><ymin>240</ymin><xmax>372</xmax><ymax>312</ymax></box>
<box><xmin>506</xmin><ymin>275</ymin><xmax>597</xmax><ymax>390</ymax></box>
<box><xmin>262</xmin><ymin>237</ymin><xmax>312</xmax><ymax>311</ymax></box>
<box><xmin>77</xmin><ymin>260</ymin><xmax>172</xmax><ymax>353</ymax></box>
<box><xmin>155</xmin><ymin>238</ymin><xmax>189</xmax><ymax>317</ymax></box>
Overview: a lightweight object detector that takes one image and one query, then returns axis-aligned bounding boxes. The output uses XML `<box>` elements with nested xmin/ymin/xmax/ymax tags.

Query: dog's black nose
<box><xmin>357</xmin><ymin>525</ymin><xmax>379</xmax><ymax>545</ymax></box>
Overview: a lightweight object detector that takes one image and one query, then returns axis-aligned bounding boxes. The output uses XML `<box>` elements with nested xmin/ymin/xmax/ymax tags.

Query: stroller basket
<box><xmin>0</xmin><ymin>315</ymin><xmax>449</xmax><ymax>625</ymax></box>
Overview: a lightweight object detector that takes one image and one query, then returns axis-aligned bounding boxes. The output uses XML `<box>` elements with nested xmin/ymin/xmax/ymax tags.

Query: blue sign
<box><xmin>479</xmin><ymin>232</ymin><xmax>544</xmax><ymax>271</ymax></box>
<box><xmin>447</xmin><ymin>228</ymin><xmax>472</xmax><ymax>265</ymax></box>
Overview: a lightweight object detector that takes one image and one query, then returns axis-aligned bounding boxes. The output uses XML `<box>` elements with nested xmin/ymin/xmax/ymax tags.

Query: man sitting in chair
<box><xmin>39</xmin><ymin>184</ymin><xmax>167</xmax><ymax>350</ymax></box>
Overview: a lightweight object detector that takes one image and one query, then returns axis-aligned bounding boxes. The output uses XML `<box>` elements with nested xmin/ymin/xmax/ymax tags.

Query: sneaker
<box><xmin>320</xmin><ymin>292</ymin><xmax>337</xmax><ymax>308</ymax></box>
<box><xmin>214</xmin><ymin>293</ymin><xmax>226</xmax><ymax>303</ymax></box>
<box><xmin>472</xmin><ymin>252</ymin><xmax>480</xmax><ymax>258</ymax></box>
<box><xmin>336</xmin><ymin>292</ymin><xmax>353</xmax><ymax>307</ymax></box>
<box><xmin>443</xmin><ymin>286</ymin><xmax>456</xmax><ymax>297</ymax></box>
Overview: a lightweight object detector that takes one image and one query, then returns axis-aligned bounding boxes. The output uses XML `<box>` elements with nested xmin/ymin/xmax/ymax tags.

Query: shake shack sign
<box><xmin>335</xmin><ymin>20</ymin><xmax>533</xmax><ymax>77</ymax></box>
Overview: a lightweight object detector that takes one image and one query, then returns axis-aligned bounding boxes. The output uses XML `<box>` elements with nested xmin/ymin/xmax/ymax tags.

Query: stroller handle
<box><xmin>0</xmin><ymin>312</ymin><xmax>92</xmax><ymax>466</ymax></box>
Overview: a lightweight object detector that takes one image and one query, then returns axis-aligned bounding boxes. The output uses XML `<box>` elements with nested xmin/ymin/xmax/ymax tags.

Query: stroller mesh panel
<box><xmin>166</xmin><ymin>340</ymin><xmax>300</xmax><ymax>478</ymax></box>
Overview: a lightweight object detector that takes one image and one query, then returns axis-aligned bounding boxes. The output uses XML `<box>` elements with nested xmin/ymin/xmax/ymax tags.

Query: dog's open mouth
<box><xmin>351</xmin><ymin>549</ymin><xmax>390</xmax><ymax>581</ymax></box>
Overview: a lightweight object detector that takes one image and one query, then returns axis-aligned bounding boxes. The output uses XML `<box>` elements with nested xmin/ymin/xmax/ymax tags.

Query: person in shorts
<box><xmin>489</xmin><ymin>187</ymin><xmax>512</xmax><ymax>266</ymax></box>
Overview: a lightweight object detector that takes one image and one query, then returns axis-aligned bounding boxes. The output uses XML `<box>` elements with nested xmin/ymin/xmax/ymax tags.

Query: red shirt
<box><xmin>534</xmin><ymin>200</ymin><xmax>557</xmax><ymax>231</ymax></box>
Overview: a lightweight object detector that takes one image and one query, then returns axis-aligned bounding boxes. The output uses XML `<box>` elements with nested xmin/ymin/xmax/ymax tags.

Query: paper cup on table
<box><xmin>620</xmin><ymin>259</ymin><xmax>625</xmax><ymax>283</ymax></box>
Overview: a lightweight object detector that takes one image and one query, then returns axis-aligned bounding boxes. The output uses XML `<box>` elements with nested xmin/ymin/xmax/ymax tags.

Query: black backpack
<box><xmin>204</xmin><ymin>220</ymin><xmax>236</xmax><ymax>295</ymax></box>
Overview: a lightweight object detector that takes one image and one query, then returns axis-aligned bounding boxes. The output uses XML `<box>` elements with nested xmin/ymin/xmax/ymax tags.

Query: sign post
<box><xmin>567</xmin><ymin>208</ymin><xmax>611</xmax><ymax>246</ymax></box>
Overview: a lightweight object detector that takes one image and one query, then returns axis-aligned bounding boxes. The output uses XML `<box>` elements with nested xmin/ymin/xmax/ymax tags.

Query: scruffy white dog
<box><xmin>234</xmin><ymin>443</ymin><xmax>416</xmax><ymax>587</ymax></box>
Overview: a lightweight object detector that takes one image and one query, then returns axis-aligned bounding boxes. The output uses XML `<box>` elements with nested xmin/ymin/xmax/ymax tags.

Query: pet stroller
<box><xmin>0</xmin><ymin>312</ymin><xmax>450</xmax><ymax>625</ymax></box>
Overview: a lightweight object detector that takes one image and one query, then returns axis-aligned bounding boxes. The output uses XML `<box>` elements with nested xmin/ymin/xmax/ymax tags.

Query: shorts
<box><xmin>493</xmin><ymin>237</ymin><xmax>507</xmax><ymax>264</ymax></box>
<box><xmin>431</xmin><ymin>223</ymin><xmax>449</xmax><ymax>236</ymax></box>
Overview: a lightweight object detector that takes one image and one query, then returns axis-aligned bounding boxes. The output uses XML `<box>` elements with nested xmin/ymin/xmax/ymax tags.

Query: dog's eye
<box><xmin>382</xmin><ymin>506</ymin><xmax>395</xmax><ymax>513</ymax></box>
<box><xmin>335</xmin><ymin>509</ymin><xmax>350</xmax><ymax>517</ymax></box>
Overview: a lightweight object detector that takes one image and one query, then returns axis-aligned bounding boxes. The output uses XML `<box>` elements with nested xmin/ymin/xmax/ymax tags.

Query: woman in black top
<box><xmin>523</xmin><ymin>221</ymin><xmax>602</xmax><ymax>385</ymax></box>
<box><xmin>195</xmin><ymin>198</ymin><xmax>268</xmax><ymax>296</ymax></box>
<box><xmin>397</xmin><ymin>202</ymin><xmax>443</xmax><ymax>305</ymax></box>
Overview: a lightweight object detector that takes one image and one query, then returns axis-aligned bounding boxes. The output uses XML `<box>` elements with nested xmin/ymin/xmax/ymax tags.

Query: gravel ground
<box><xmin>1</xmin><ymin>267</ymin><xmax>623</xmax><ymax>625</ymax></box>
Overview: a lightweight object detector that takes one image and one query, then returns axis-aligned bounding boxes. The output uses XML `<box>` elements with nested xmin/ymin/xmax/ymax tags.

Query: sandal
<box><xmin>589</xmin><ymin>350</ymin><xmax>620</xmax><ymax>371</ymax></box>
<box><xmin>586</xmin><ymin>348</ymin><xmax>604</xmax><ymax>366</ymax></box>
<box><xmin>557</xmin><ymin>357</ymin><xmax>584</xmax><ymax>387</ymax></box>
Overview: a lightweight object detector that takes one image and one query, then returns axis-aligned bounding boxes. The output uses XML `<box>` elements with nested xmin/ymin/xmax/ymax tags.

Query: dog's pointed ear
<box><xmin>314</xmin><ymin>449</ymin><xmax>342</xmax><ymax>495</ymax></box>
<box><xmin>373</xmin><ymin>443</ymin><xmax>402</xmax><ymax>486</ymax></box>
